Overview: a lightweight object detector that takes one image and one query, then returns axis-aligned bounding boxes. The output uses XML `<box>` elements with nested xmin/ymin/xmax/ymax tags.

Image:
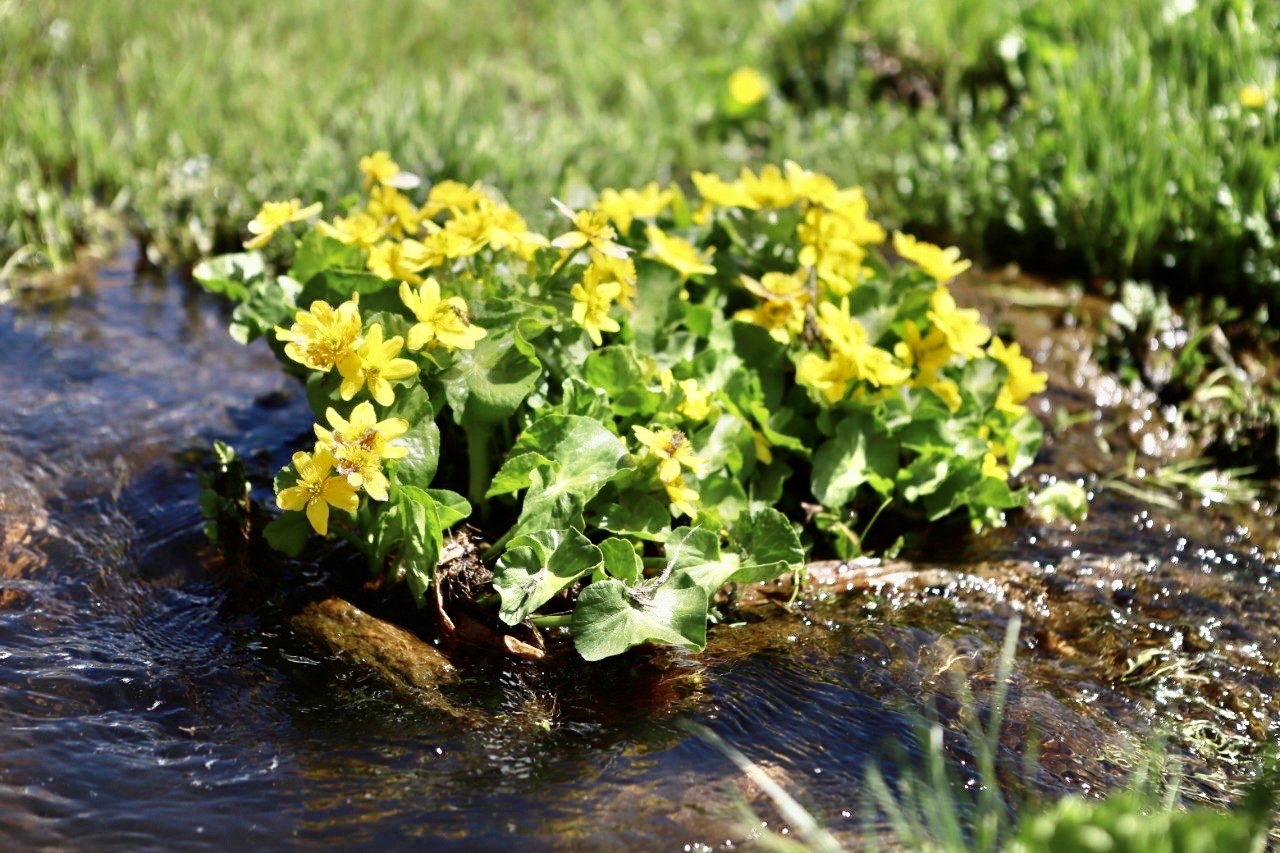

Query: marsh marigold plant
<box><xmin>197</xmin><ymin>152</ymin><xmax>1045</xmax><ymax>660</ymax></box>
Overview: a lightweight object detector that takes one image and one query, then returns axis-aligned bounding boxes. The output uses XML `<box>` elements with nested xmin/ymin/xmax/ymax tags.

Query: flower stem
<box><xmin>465</xmin><ymin>421</ymin><xmax>491</xmax><ymax>516</ymax></box>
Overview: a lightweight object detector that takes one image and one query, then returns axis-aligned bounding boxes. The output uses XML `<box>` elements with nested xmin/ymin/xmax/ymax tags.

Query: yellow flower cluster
<box><xmin>273</xmin><ymin>297</ymin><xmax>419</xmax><ymax>406</ymax></box>
<box><xmin>275</xmin><ymin>401</ymin><xmax>411</xmax><ymax>535</ymax></box>
<box><xmin>632</xmin><ymin>425</ymin><xmax>708</xmax><ymax>518</ymax></box>
<box><xmin>688</xmin><ymin>161</ymin><xmax>1046</xmax><ymax>426</ymax></box>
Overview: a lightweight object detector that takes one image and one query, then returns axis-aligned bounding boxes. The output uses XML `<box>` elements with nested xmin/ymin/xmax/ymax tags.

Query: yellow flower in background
<box><xmin>337</xmin><ymin>323</ymin><xmax>419</xmax><ymax>406</ymax></box>
<box><xmin>587</xmin><ymin>251</ymin><xmax>638</xmax><ymax>309</ymax></box>
<box><xmin>735</xmin><ymin>271</ymin><xmax>808</xmax><ymax>343</ymax></box>
<box><xmin>927</xmin><ymin>286</ymin><xmax>991</xmax><ymax>360</ymax></box>
<box><xmin>690</xmin><ymin>171</ymin><xmax>761</xmax><ymax>212</ymax></box>
<box><xmin>367</xmin><ymin>184</ymin><xmax>422</xmax><ymax>239</ymax></box>
<box><xmin>359</xmin><ymin>150</ymin><xmax>420</xmax><ymax>191</ymax></box>
<box><xmin>317</xmin><ymin>211</ymin><xmax>386</xmax><ymax>250</ymax></box>
<box><xmin>276</xmin><ymin>444</ymin><xmax>359</xmax><ymax>536</ymax></box>
<box><xmin>1239</xmin><ymin>83</ymin><xmax>1269</xmax><ymax>109</ymax></box>
<box><xmin>314</xmin><ymin>401</ymin><xmax>409</xmax><ymax>501</ymax></box>
<box><xmin>632</xmin><ymin>425</ymin><xmax>707</xmax><ymax>484</ymax></box>
<box><xmin>894</xmin><ymin>319</ymin><xmax>953</xmax><ymax>382</ymax></box>
<box><xmin>738</xmin><ymin>164</ymin><xmax>798</xmax><ymax>209</ymax></box>
<box><xmin>645</xmin><ymin>225</ymin><xmax>716</xmax><ymax>280</ymax></box>
<box><xmin>550</xmin><ymin>199</ymin><xmax>631</xmax><ymax>259</ymax></box>
<box><xmin>663</xmin><ymin>475</ymin><xmax>700</xmax><ymax>518</ymax></box>
<box><xmin>676</xmin><ymin>378</ymin><xmax>713</xmax><ymax>422</ymax></box>
<box><xmin>482</xmin><ymin>202</ymin><xmax>550</xmax><ymax>261</ymax></box>
<box><xmin>421</xmin><ymin>179</ymin><xmax>487</xmax><ymax>218</ymax></box>
<box><xmin>400</xmin><ymin>278</ymin><xmax>486</xmax><ymax>351</ymax></box>
<box><xmin>367</xmin><ymin>239</ymin><xmax>432</xmax><ymax>283</ymax></box>
<box><xmin>244</xmin><ymin>199</ymin><xmax>323</xmax><ymax>250</ymax></box>
<box><xmin>595</xmin><ymin>182</ymin><xmax>675</xmax><ymax>234</ymax></box>
<box><xmin>274</xmin><ymin>297</ymin><xmax>363</xmax><ymax>373</ymax></box>
<box><xmin>982</xmin><ymin>449</ymin><xmax>1009</xmax><ymax>481</ymax></box>
<box><xmin>892</xmin><ymin>231</ymin><xmax>971</xmax><ymax>282</ymax></box>
<box><xmin>728</xmin><ymin>66</ymin><xmax>769</xmax><ymax>107</ymax></box>
<box><xmin>819</xmin><ymin>300</ymin><xmax>911</xmax><ymax>388</ymax></box>
<box><xmin>570</xmin><ymin>264</ymin><xmax>623</xmax><ymax>346</ymax></box>
<box><xmin>988</xmin><ymin>337</ymin><xmax>1048</xmax><ymax>415</ymax></box>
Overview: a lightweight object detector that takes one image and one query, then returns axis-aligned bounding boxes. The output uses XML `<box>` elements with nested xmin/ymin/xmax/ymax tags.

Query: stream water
<box><xmin>1</xmin><ymin>253</ymin><xmax>1276</xmax><ymax>848</ymax></box>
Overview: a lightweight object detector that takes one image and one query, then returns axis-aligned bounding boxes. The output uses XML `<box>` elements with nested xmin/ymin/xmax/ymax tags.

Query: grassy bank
<box><xmin>2</xmin><ymin>0</ymin><xmax>1278</xmax><ymax>299</ymax></box>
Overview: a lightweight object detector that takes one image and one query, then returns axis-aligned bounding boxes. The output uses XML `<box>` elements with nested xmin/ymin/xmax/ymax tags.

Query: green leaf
<box><xmin>427</xmin><ymin>489</ymin><xmax>471</xmax><ymax>528</ymax></box>
<box><xmin>599</xmin><ymin>537</ymin><xmax>643</xmax><ymax>584</ymax></box>
<box><xmin>441</xmin><ymin>315</ymin><xmax>544</xmax><ymax>425</ymax></box>
<box><xmin>290</xmin><ymin>229</ymin><xmax>365</xmax><ymax>286</ymax></box>
<box><xmin>493</xmin><ymin>528</ymin><xmax>601</xmax><ymax>625</ymax></box>
<box><xmin>571</xmin><ymin>574</ymin><xmax>708</xmax><ymax>661</ymax></box>
<box><xmin>388</xmin><ymin>387</ymin><xmax>440</xmax><ymax>491</ymax></box>
<box><xmin>389</xmin><ymin>484</ymin><xmax>443</xmax><ymax>605</ymax></box>
<box><xmin>263</xmin><ymin>511</ymin><xmax>310</xmax><ymax>557</ymax></box>
<box><xmin>593</xmin><ymin>490</ymin><xmax>671</xmax><ymax>540</ymax></box>
<box><xmin>582</xmin><ymin>346</ymin><xmax>660</xmax><ymax>417</ymax></box>
<box><xmin>663</xmin><ymin>526</ymin><xmax>741</xmax><ymax>595</ymax></box>
<box><xmin>298</xmin><ymin>269</ymin><xmax>399</xmax><ymax>310</ymax></box>
<box><xmin>193</xmin><ymin>252</ymin><xmax>264</xmax><ymax>303</ymax></box>
<box><xmin>500</xmin><ymin>414</ymin><xmax>634</xmax><ymax>537</ymax></box>
<box><xmin>488</xmin><ymin>451</ymin><xmax>552</xmax><ymax>498</ymax></box>
<box><xmin>628</xmin><ymin>259</ymin><xmax>684</xmax><ymax>352</ymax></box>
<box><xmin>728</xmin><ymin>508</ymin><xmax>804</xmax><ymax>584</ymax></box>
<box><xmin>305</xmin><ymin>370</ymin><xmax>344</xmax><ymax>420</ymax></box>
<box><xmin>229</xmin><ymin>274</ymin><xmax>301</xmax><ymax>344</ymax></box>
<box><xmin>811</xmin><ymin>412</ymin><xmax>898</xmax><ymax>506</ymax></box>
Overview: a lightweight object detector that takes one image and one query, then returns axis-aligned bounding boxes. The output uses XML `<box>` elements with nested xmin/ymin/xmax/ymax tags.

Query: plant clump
<box><xmin>196</xmin><ymin>153</ymin><xmax>1045</xmax><ymax>660</ymax></box>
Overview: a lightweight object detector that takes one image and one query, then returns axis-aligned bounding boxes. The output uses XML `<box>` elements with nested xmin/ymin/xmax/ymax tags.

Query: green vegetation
<box><xmin>197</xmin><ymin>154</ymin><xmax>1043</xmax><ymax>659</ymax></box>
<box><xmin>5</xmin><ymin>0</ymin><xmax>1279</xmax><ymax>306</ymax></box>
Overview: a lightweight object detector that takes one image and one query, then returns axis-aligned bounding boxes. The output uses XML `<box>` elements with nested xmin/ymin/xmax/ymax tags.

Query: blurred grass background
<box><xmin>2</xmin><ymin>0</ymin><xmax>1278</xmax><ymax>303</ymax></box>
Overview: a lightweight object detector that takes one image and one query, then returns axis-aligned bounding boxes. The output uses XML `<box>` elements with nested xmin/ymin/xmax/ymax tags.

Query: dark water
<box><xmin>0</xmin><ymin>255</ymin><xmax>1275</xmax><ymax>848</ymax></box>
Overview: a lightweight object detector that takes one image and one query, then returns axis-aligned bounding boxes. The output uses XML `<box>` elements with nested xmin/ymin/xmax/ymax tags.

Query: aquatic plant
<box><xmin>196</xmin><ymin>153</ymin><xmax>1045</xmax><ymax>660</ymax></box>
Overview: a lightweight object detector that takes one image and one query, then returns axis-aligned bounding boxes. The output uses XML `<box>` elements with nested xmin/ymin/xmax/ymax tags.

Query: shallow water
<box><xmin>0</xmin><ymin>256</ymin><xmax>1275</xmax><ymax>848</ymax></box>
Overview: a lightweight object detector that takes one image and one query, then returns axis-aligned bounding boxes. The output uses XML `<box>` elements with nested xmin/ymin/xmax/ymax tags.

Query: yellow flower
<box><xmin>734</xmin><ymin>271</ymin><xmax>809</xmax><ymax>344</ymax></box>
<box><xmin>570</xmin><ymin>264</ymin><xmax>623</xmax><ymax>346</ymax></box>
<box><xmin>244</xmin><ymin>199</ymin><xmax>323</xmax><ymax>250</ymax></box>
<box><xmin>359</xmin><ymin>150</ymin><xmax>420</xmax><ymax>191</ymax></box>
<box><xmin>337</xmin><ymin>323</ymin><xmax>419</xmax><ymax>406</ymax></box>
<box><xmin>594</xmin><ymin>182</ymin><xmax>674</xmax><ymax>234</ymax></box>
<box><xmin>691</xmin><ymin>171</ymin><xmax>760</xmax><ymax>211</ymax></box>
<box><xmin>632</xmin><ymin>425</ymin><xmax>707</xmax><ymax>484</ymax></box>
<box><xmin>481</xmin><ymin>202</ymin><xmax>550</xmax><ymax>261</ymax></box>
<box><xmin>728</xmin><ymin>66</ymin><xmax>769</xmax><ymax>107</ymax></box>
<box><xmin>587</xmin><ymin>251</ymin><xmax>638</xmax><ymax>309</ymax></box>
<box><xmin>644</xmin><ymin>225</ymin><xmax>716</xmax><ymax>280</ymax></box>
<box><xmin>400</xmin><ymin>278</ymin><xmax>487</xmax><ymax>351</ymax></box>
<box><xmin>366</xmin><ymin>239</ymin><xmax>432</xmax><ymax>284</ymax></box>
<box><xmin>366</xmin><ymin>185</ymin><xmax>422</xmax><ymax>239</ymax></box>
<box><xmin>1239</xmin><ymin>83</ymin><xmax>1269</xmax><ymax>109</ymax></box>
<box><xmin>893</xmin><ymin>231</ymin><xmax>971</xmax><ymax>283</ymax></box>
<box><xmin>276</xmin><ymin>444</ymin><xmax>360</xmax><ymax>536</ymax></box>
<box><xmin>550</xmin><ymin>199</ymin><xmax>631</xmax><ymax>259</ymax></box>
<box><xmin>317</xmin><ymin>211</ymin><xmax>386</xmax><ymax>251</ymax></box>
<box><xmin>663</xmin><ymin>475</ymin><xmax>700</xmax><ymax>519</ymax></box>
<box><xmin>274</xmin><ymin>297</ymin><xmax>363</xmax><ymax>373</ymax></box>
<box><xmin>738</xmin><ymin>164</ymin><xmax>798</xmax><ymax>209</ymax></box>
<box><xmin>422</xmin><ymin>179</ymin><xmax>486</xmax><ymax>218</ymax></box>
<box><xmin>926</xmin><ymin>286</ymin><xmax>991</xmax><ymax>360</ymax></box>
<box><xmin>314</xmin><ymin>401</ymin><xmax>409</xmax><ymax>502</ymax></box>
<box><xmin>796</xmin><ymin>300</ymin><xmax>911</xmax><ymax>403</ymax></box>
<box><xmin>988</xmin><ymin>337</ymin><xmax>1048</xmax><ymax>415</ymax></box>
<box><xmin>982</xmin><ymin>450</ymin><xmax>1009</xmax><ymax>481</ymax></box>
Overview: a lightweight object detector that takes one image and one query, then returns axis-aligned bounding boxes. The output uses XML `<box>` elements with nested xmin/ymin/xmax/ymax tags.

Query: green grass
<box><xmin>3</xmin><ymin>0</ymin><xmax>1279</xmax><ymax>302</ymax></box>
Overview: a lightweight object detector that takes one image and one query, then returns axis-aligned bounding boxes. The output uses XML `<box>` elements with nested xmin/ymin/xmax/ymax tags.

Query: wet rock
<box><xmin>0</xmin><ymin>460</ymin><xmax>48</xmax><ymax>609</ymax></box>
<box><xmin>290</xmin><ymin>597</ymin><xmax>472</xmax><ymax>719</ymax></box>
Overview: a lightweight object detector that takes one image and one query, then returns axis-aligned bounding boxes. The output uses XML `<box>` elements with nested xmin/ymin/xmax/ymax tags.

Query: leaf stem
<box><xmin>465</xmin><ymin>421</ymin><xmax>491</xmax><ymax>514</ymax></box>
<box><xmin>529</xmin><ymin>613</ymin><xmax>572</xmax><ymax>629</ymax></box>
